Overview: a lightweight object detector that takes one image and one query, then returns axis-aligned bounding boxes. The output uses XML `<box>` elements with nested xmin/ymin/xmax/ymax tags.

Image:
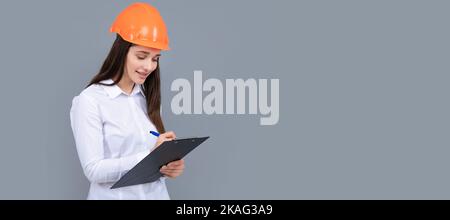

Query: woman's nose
<box><xmin>143</xmin><ymin>61</ymin><xmax>156</xmax><ymax>73</ymax></box>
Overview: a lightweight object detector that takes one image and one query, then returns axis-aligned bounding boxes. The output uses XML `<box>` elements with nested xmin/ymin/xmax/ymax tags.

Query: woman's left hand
<box><xmin>160</xmin><ymin>159</ymin><xmax>185</xmax><ymax>178</ymax></box>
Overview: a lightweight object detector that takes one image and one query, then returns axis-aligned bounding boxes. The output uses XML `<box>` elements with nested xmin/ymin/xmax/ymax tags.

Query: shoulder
<box><xmin>72</xmin><ymin>84</ymin><xmax>108</xmax><ymax>109</ymax></box>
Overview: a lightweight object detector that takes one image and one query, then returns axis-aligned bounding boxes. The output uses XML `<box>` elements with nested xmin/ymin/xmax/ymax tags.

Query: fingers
<box><xmin>161</xmin><ymin>171</ymin><xmax>182</xmax><ymax>178</ymax></box>
<box><xmin>160</xmin><ymin>159</ymin><xmax>185</xmax><ymax>178</ymax></box>
<box><xmin>154</xmin><ymin>131</ymin><xmax>177</xmax><ymax>148</ymax></box>
<box><xmin>161</xmin><ymin>166</ymin><xmax>184</xmax><ymax>172</ymax></box>
<box><xmin>160</xmin><ymin>166</ymin><xmax>183</xmax><ymax>178</ymax></box>
<box><xmin>161</xmin><ymin>160</ymin><xmax>185</xmax><ymax>171</ymax></box>
<box><xmin>160</xmin><ymin>166</ymin><xmax>183</xmax><ymax>173</ymax></box>
<box><xmin>161</xmin><ymin>131</ymin><xmax>176</xmax><ymax>140</ymax></box>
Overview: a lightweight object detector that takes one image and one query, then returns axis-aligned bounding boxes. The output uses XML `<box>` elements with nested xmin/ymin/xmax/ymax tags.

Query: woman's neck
<box><xmin>115</xmin><ymin>75</ymin><xmax>135</xmax><ymax>95</ymax></box>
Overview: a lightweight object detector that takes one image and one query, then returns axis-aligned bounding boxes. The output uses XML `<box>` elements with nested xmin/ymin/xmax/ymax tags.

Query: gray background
<box><xmin>0</xmin><ymin>0</ymin><xmax>449</xmax><ymax>199</ymax></box>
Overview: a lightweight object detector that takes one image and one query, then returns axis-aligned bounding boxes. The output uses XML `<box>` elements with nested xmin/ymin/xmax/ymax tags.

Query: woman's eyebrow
<box><xmin>136</xmin><ymin>51</ymin><xmax>150</xmax><ymax>55</ymax></box>
<box><xmin>136</xmin><ymin>51</ymin><xmax>161</xmax><ymax>57</ymax></box>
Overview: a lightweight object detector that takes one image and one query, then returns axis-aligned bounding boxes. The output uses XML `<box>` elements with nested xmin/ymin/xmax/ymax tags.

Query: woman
<box><xmin>70</xmin><ymin>3</ymin><xmax>184</xmax><ymax>200</ymax></box>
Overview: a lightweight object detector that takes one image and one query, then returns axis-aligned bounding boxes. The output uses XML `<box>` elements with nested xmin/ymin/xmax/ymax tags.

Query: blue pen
<box><xmin>150</xmin><ymin>130</ymin><xmax>160</xmax><ymax>137</ymax></box>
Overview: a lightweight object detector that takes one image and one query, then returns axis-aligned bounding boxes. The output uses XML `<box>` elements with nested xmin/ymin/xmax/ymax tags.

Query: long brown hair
<box><xmin>87</xmin><ymin>34</ymin><xmax>165</xmax><ymax>133</ymax></box>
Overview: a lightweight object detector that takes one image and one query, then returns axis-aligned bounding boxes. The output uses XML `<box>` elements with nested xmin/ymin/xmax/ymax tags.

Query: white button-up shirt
<box><xmin>70</xmin><ymin>79</ymin><xmax>170</xmax><ymax>200</ymax></box>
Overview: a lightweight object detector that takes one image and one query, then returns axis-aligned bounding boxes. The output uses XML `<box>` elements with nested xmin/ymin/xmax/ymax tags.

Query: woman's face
<box><xmin>124</xmin><ymin>45</ymin><xmax>161</xmax><ymax>85</ymax></box>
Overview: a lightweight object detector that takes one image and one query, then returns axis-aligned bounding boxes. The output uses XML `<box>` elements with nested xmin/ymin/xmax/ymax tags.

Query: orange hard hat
<box><xmin>110</xmin><ymin>2</ymin><xmax>170</xmax><ymax>50</ymax></box>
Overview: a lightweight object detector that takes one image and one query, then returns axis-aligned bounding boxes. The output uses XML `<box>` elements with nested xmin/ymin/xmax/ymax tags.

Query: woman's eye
<box><xmin>152</xmin><ymin>58</ymin><xmax>159</xmax><ymax>62</ymax></box>
<box><xmin>137</xmin><ymin>56</ymin><xmax>146</xmax><ymax>60</ymax></box>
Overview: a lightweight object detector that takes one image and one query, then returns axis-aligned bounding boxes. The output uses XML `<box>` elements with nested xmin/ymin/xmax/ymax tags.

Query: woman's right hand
<box><xmin>152</xmin><ymin>131</ymin><xmax>176</xmax><ymax>152</ymax></box>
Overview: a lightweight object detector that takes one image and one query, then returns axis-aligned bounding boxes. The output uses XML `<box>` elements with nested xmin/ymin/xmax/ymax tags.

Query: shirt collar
<box><xmin>131</xmin><ymin>83</ymin><xmax>145</xmax><ymax>97</ymax></box>
<box><xmin>100</xmin><ymin>79</ymin><xmax>145</xmax><ymax>99</ymax></box>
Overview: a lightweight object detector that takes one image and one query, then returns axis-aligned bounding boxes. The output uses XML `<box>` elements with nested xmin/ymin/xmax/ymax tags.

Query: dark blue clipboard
<box><xmin>111</xmin><ymin>136</ymin><xmax>209</xmax><ymax>189</ymax></box>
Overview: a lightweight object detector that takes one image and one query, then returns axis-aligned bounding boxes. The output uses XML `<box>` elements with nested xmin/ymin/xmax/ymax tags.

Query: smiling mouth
<box><xmin>136</xmin><ymin>71</ymin><xmax>148</xmax><ymax>78</ymax></box>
